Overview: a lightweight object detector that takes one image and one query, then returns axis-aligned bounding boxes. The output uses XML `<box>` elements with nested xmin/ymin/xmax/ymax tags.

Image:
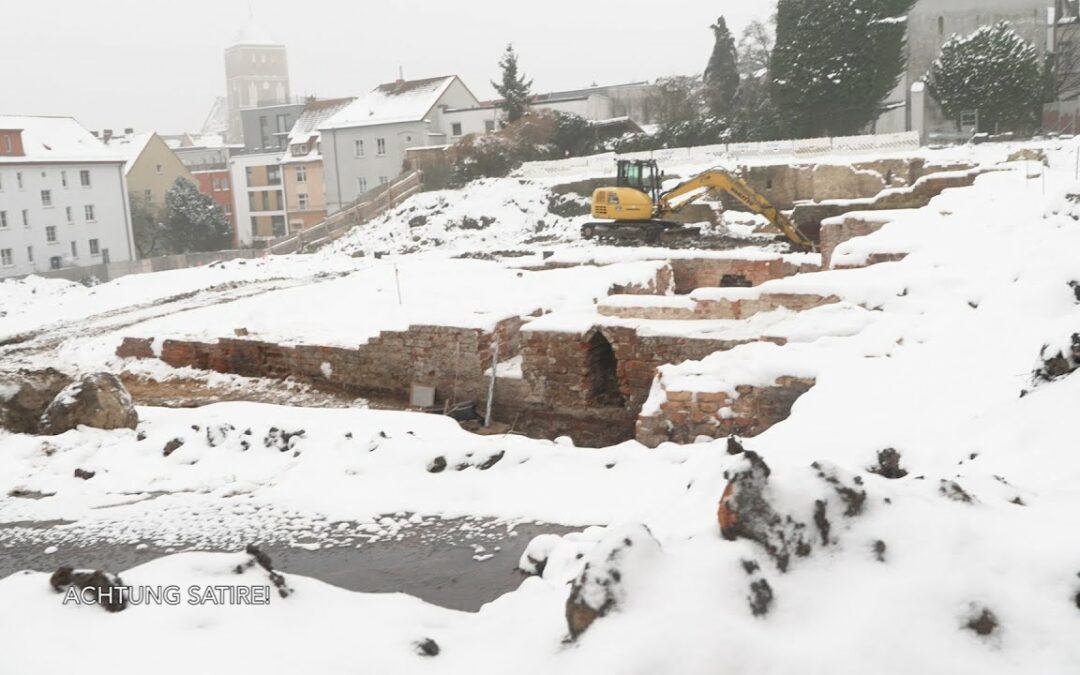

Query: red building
<box><xmin>172</xmin><ymin>142</ymin><xmax>240</xmax><ymax>246</ymax></box>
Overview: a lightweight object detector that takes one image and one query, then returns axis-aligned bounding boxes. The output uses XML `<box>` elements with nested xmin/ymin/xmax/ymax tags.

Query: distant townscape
<box><xmin>2</xmin><ymin>0</ymin><xmax>1079</xmax><ymax>279</ymax></box>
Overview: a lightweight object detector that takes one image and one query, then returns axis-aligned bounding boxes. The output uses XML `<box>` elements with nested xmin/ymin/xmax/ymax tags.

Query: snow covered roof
<box><xmin>229</xmin><ymin>18</ymin><xmax>281</xmax><ymax>47</ymax></box>
<box><xmin>322</xmin><ymin>76</ymin><xmax>458</xmax><ymax>131</ymax></box>
<box><xmin>0</xmin><ymin>115</ymin><xmax>124</xmax><ymax>165</ymax></box>
<box><xmin>104</xmin><ymin>132</ymin><xmax>156</xmax><ymax>173</ymax></box>
<box><xmin>283</xmin><ymin>98</ymin><xmax>356</xmax><ymax>163</ymax></box>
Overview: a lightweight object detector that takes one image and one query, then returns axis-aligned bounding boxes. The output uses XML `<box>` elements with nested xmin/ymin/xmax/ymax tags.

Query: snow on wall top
<box><xmin>0</xmin><ymin>115</ymin><xmax>125</xmax><ymax>165</ymax></box>
<box><xmin>322</xmin><ymin>76</ymin><xmax>457</xmax><ymax>130</ymax></box>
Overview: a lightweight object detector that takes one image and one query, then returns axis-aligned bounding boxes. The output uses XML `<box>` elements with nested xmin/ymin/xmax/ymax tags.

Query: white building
<box><xmin>229</xmin><ymin>151</ymin><xmax>287</xmax><ymax>247</ymax></box>
<box><xmin>320</xmin><ymin>76</ymin><xmax>481</xmax><ymax>213</ymax></box>
<box><xmin>0</xmin><ymin>116</ymin><xmax>134</xmax><ymax>279</ymax></box>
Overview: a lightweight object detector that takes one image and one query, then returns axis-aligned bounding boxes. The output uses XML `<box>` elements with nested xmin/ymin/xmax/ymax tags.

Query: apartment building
<box><xmin>320</xmin><ymin>76</ymin><xmax>481</xmax><ymax>213</ymax></box>
<box><xmin>230</xmin><ymin>151</ymin><xmax>286</xmax><ymax>247</ymax></box>
<box><xmin>281</xmin><ymin>97</ymin><xmax>354</xmax><ymax>230</ymax></box>
<box><xmin>105</xmin><ymin>130</ymin><xmax>195</xmax><ymax>211</ymax></box>
<box><xmin>0</xmin><ymin>115</ymin><xmax>134</xmax><ymax>278</ymax></box>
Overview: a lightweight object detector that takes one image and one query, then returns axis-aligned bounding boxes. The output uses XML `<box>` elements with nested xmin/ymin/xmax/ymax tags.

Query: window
<box><xmin>355</xmin><ymin>139</ymin><xmax>365</xmax><ymax>157</ymax></box>
<box><xmin>144</xmin><ymin>189</ymin><xmax>153</xmax><ymax>202</ymax></box>
<box><xmin>2</xmin><ymin>137</ymin><xmax>10</xmax><ymax>153</ymax></box>
<box><xmin>298</xmin><ymin>193</ymin><xmax>309</xmax><ymax>210</ymax></box>
<box><xmin>80</xmin><ymin>170</ymin><xmax>91</xmax><ymax>187</ymax></box>
<box><xmin>271</xmin><ymin>215</ymin><xmax>286</xmax><ymax>237</ymax></box>
<box><xmin>50</xmin><ymin>256</ymin><xmax>61</xmax><ymax>270</ymax></box>
<box><xmin>70</xmin><ymin>241</ymin><xmax>78</xmax><ymax>258</ymax></box>
<box><xmin>451</xmin><ymin>122</ymin><xmax>463</xmax><ymax>137</ymax></box>
<box><xmin>0</xmin><ymin>173</ymin><xmax>4</xmax><ymax>190</ymax></box>
<box><xmin>267</xmin><ymin>165</ymin><xmax>281</xmax><ymax>185</ymax></box>
<box><xmin>21</xmin><ymin>209</ymin><xmax>29</xmax><ymax>227</ymax></box>
<box><xmin>357</xmin><ymin>177</ymin><xmax>368</xmax><ymax>193</ymax></box>
<box><xmin>376</xmin><ymin>138</ymin><xmax>387</xmax><ymax>156</ymax></box>
<box><xmin>155</xmin><ymin>164</ymin><xmax>163</xmax><ymax>175</ymax></box>
<box><xmin>379</xmin><ymin>176</ymin><xmax>389</xmax><ymax>185</ymax></box>
<box><xmin>41</xmin><ymin>190</ymin><xmax>52</xmax><ymax>207</ymax></box>
<box><xmin>296</xmin><ymin>165</ymin><xmax>307</xmax><ymax>183</ymax></box>
<box><xmin>938</xmin><ymin>16</ymin><xmax>944</xmax><ymax>36</ymax></box>
<box><xmin>26</xmin><ymin>245</ymin><xmax>33</xmax><ymax>263</ymax></box>
<box><xmin>89</xmin><ymin>238</ymin><xmax>100</xmax><ymax>255</ymax></box>
<box><xmin>61</xmin><ymin>170</ymin><xmax>68</xmax><ymax>188</ymax></box>
<box><xmin>16</xmin><ymin>172</ymin><xmax>24</xmax><ymax>189</ymax></box>
<box><xmin>0</xmin><ymin>249</ymin><xmax>12</xmax><ymax>267</ymax></box>
<box><xmin>275</xmin><ymin>114</ymin><xmax>290</xmax><ymax>133</ymax></box>
<box><xmin>85</xmin><ymin>205</ymin><xmax>96</xmax><ymax>222</ymax></box>
<box><xmin>46</xmin><ymin>226</ymin><xmax>57</xmax><ymax>243</ymax></box>
<box><xmin>484</xmin><ymin>120</ymin><xmax>496</xmax><ymax>133</ymax></box>
<box><xmin>0</xmin><ymin>211</ymin><xmax>6</xmax><ymax>228</ymax></box>
<box><xmin>223</xmin><ymin>203</ymin><xmax>232</xmax><ymax>216</ymax></box>
<box><xmin>65</xmin><ymin>206</ymin><xmax>73</xmax><ymax>224</ymax></box>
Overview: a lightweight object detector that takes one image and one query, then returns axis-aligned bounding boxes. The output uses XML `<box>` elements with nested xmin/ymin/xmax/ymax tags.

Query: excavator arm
<box><xmin>656</xmin><ymin>169</ymin><xmax>815</xmax><ymax>250</ymax></box>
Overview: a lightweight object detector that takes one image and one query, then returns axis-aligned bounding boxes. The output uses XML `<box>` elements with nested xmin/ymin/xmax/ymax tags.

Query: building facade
<box><xmin>106</xmin><ymin>131</ymin><xmax>195</xmax><ymax>211</ymax></box>
<box><xmin>0</xmin><ymin>116</ymin><xmax>135</xmax><ymax>278</ymax></box>
<box><xmin>281</xmin><ymin>97</ymin><xmax>355</xmax><ymax>230</ymax></box>
<box><xmin>230</xmin><ymin>151</ymin><xmax>286</xmax><ymax>247</ymax></box>
<box><xmin>224</xmin><ymin>19</ymin><xmax>291</xmax><ymax>145</ymax></box>
<box><xmin>175</xmin><ymin>145</ymin><xmax>238</xmax><ymax>236</ymax></box>
<box><xmin>240</xmin><ymin>102</ymin><xmax>305</xmax><ymax>154</ymax></box>
<box><xmin>320</xmin><ymin>76</ymin><xmax>481</xmax><ymax>213</ymax></box>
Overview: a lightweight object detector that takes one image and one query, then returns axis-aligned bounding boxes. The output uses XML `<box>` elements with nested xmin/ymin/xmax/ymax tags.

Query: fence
<box><xmin>514</xmin><ymin>131</ymin><xmax>922</xmax><ymax>179</ymax></box>
<box><xmin>266</xmin><ymin>170</ymin><xmax>423</xmax><ymax>255</ymax></box>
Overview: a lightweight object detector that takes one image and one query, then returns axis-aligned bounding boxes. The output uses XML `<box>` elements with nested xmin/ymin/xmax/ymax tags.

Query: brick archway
<box><xmin>584</xmin><ymin>330</ymin><xmax>625</xmax><ymax>408</ymax></box>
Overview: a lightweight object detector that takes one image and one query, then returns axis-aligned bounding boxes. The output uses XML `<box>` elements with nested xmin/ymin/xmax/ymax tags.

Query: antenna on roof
<box><xmin>398</xmin><ymin>65</ymin><xmax>404</xmax><ymax>83</ymax></box>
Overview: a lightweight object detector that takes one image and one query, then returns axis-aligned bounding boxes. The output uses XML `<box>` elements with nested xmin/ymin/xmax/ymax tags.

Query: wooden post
<box><xmin>484</xmin><ymin>332</ymin><xmax>499</xmax><ymax>427</ymax></box>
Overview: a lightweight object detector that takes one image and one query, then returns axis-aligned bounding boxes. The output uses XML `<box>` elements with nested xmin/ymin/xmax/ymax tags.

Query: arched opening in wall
<box><xmin>584</xmin><ymin>330</ymin><xmax>625</xmax><ymax>407</ymax></box>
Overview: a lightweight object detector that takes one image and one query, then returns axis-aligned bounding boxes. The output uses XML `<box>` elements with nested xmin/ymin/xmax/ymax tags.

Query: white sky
<box><xmin>2</xmin><ymin>0</ymin><xmax>775</xmax><ymax>135</ymax></box>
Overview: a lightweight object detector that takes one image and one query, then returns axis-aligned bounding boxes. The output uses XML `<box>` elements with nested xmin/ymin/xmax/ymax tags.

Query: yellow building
<box><xmin>281</xmin><ymin>98</ymin><xmax>354</xmax><ymax>231</ymax></box>
<box><xmin>108</xmin><ymin>131</ymin><xmax>195</xmax><ymax>211</ymax></box>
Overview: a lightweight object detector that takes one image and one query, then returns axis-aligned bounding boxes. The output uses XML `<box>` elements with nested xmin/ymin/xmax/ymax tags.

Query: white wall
<box><xmin>443</xmin><ymin>107</ymin><xmax>500</xmax><ymax>140</ymax></box>
<box><xmin>0</xmin><ymin>162</ymin><xmax>133</xmax><ymax>278</ymax></box>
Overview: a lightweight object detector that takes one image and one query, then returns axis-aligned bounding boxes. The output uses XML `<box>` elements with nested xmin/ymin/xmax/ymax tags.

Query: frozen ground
<box><xmin>2</xmin><ymin>142</ymin><xmax>1080</xmax><ymax>673</ymax></box>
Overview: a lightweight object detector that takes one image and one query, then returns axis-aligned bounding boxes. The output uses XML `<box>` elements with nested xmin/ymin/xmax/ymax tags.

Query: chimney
<box><xmin>102</xmin><ymin>129</ymin><xmax>114</xmax><ymax>142</ymax></box>
<box><xmin>124</xmin><ymin>127</ymin><xmax>134</xmax><ymax>135</ymax></box>
<box><xmin>91</xmin><ymin>131</ymin><xmax>100</xmax><ymax>138</ymax></box>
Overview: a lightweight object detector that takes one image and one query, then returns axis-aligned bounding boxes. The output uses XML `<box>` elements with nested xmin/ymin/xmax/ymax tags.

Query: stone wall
<box><xmin>820</xmin><ymin>213</ymin><xmax>906</xmax><ymax>269</ymax></box>
<box><xmin>635</xmin><ymin>377</ymin><xmax>816</xmax><ymax>448</ymax></box>
<box><xmin>118</xmin><ymin>317</ymin><xmax>524</xmax><ymax>404</ymax></box>
<box><xmin>668</xmin><ymin>257</ymin><xmax>818</xmax><ymax>293</ymax></box>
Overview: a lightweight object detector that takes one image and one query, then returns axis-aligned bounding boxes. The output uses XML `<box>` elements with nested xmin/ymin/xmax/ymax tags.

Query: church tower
<box><xmin>224</xmin><ymin>14</ymin><xmax>290</xmax><ymax>144</ymax></box>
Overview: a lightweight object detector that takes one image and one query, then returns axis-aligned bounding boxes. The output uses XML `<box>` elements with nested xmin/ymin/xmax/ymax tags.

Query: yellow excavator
<box><xmin>581</xmin><ymin>159</ymin><xmax>814</xmax><ymax>250</ymax></box>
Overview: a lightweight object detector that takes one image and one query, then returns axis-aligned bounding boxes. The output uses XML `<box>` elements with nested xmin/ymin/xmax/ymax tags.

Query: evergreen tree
<box><xmin>163</xmin><ymin>178</ymin><xmax>232</xmax><ymax>253</ymax></box>
<box><xmin>771</xmin><ymin>0</ymin><xmax>916</xmax><ymax>138</ymax></box>
<box><xmin>492</xmin><ymin>44</ymin><xmax>533</xmax><ymax>123</ymax></box>
<box><xmin>927</xmin><ymin>21</ymin><xmax>1042</xmax><ymax>134</ymax></box>
<box><xmin>704</xmin><ymin>16</ymin><xmax>740</xmax><ymax>119</ymax></box>
<box><xmin>129</xmin><ymin>192</ymin><xmax>167</xmax><ymax>258</ymax></box>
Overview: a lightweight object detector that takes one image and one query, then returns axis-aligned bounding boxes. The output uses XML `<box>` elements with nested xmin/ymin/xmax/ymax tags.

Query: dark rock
<box><xmin>427</xmin><ymin>456</ymin><xmax>447</xmax><ymax>473</ymax></box>
<box><xmin>966</xmin><ymin>608</ymin><xmax>998</xmax><ymax>636</ymax></box>
<box><xmin>73</xmin><ymin>468</ymin><xmax>95</xmax><ymax>480</ymax></box>
<box><xmin>264</xmin><ymin>427</ymin><xmax>305</xmax><ymax>452</ymax></box>
<box><xmin>740</xmin><ymin>559</ymin><xmax>760</xmax><ymax>575</ymax></box>
<box><xmin>873</xmin><ymin>540</ymin><xmax>887</xmax><ymax>562</ymax></box>
<box><xmin>813</xmin><ymin>500</ymin><xmax>831</xmax><ymax>546</ymax></box>
<box><xmin>408</xmin><ymin>215</ymin><xmax>428</xmax><ymax>228</ymax></box>
<box><xmin>812</xmin><ymin>462</ymin><xmax>867</xmax><ymax>516</ymax></box>
<box><xmin>727</xmin><ymin>436</ymin><xmax>746</xmax><ymax>455</ymax></box>
<box><xmin>868</xmin><ymin>448</ymin><xmax>908</xmax><ymax>479</ymax></box>
<box><xmin>1033</xmin><ymin>334</ymin><xmax>1080</xmax><ymax>384</ymax></box>
<box><xmin>235</xmin><ymin>544</ymin><xmax>293</xmax><ymax>599</ymax></box>
<box><xmin>939</xmin><ymin>480</ymin><xmax>975</xmax><ymax>503</ymax></box>
<box><xmin>477</xmin><ymin>450</ymin><xmax>505</xmax><ymax>470</ymax></box>
<box><xmin>415</xmin><ymin>638</ymin><xmax>440</xmax><ymax>657</ymax></box>
<box><xmin>748</xmin><ymin>579</ymin><xmax>773</xmax><ymax>617</ymax></box>
<box><xmin>0</xmin><ymin>368</ymin><xmax>73</xmax><ymax>434</ymax></box>
<box><xmin>50</xmin><ymin>566</ymin><xmax>127</xmax><ymax>612</ymax></box>
<box><xmin>565</xmin><ymin>524</ymin><xmax>660</xmax><ymax>640</ymax></box>
<box><xmin>162</xmin><ymin>438</ymin><xmax>185</xmax><ymax>457</ymax></box>
<box><xmin>39</xmin><ymin>373</ymin><xmax>138</xmax><ymax>435</ymax></box>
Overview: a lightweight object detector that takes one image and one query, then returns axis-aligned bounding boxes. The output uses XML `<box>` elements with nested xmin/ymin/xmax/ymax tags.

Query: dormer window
<box><xmin>0</xmin><ymin>130</ymin><xmax>24</xmax><ymax>156</ymax></box>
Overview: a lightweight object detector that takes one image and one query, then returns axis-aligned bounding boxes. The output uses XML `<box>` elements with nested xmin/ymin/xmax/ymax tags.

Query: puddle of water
<box><xmin>0</xmin><ymin>518</ymin><xmax>577</xmax><ymax>612</ymax></box>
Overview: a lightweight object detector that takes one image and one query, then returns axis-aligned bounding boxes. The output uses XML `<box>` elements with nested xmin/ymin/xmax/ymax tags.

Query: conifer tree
<box><xmin>927</xmin><ymin>21</ymin><xmax>1042</xmax><ymax>133</ymax></box>
<box><xmin>771</xmin><ymin>0</ymin><xmax>916</xmax><ymax>138</ymax></box>
<box><xmin>704</xmin><ymin>16</ymin><xmax>740</xmax><ymax>119</ymax></box>
<box><xmin>164</xmin><ymin>178</ymin><xmax>232</xmax><ymax>253</ymax></box>
<box><xmin>492</xmin><ymin>44</ymin><xmax>533</xmax><ymax>123</ymax></box>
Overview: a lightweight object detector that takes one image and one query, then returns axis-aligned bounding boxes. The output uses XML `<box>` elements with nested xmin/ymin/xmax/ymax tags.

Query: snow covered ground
<box><xmin>3</xmin><ymin>144</ymin><xmax>1080</xmax><ymax>673</ymax></box>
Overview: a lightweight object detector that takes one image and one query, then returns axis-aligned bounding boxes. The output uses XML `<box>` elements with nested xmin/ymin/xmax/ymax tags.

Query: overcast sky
<box><xmin>3</xmin><ymin>0</ymin><xmax>775</xmax><ymax>134</ymax></box>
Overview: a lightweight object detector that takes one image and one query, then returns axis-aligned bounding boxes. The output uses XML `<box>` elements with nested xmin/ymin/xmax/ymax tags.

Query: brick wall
<box><xmin>668</xmin><ymin>257</ymin><xmax>818</xmax><ymax>293</ymax></box>
<box><xmin>120</xmin><ymin>317</ymin><xmax>524</xmax><ymax>404</ymax></box>
<box><xmin>636</xmin><ymin>376</ymin><xmax>816</xmax><ymax>448</ymax></box>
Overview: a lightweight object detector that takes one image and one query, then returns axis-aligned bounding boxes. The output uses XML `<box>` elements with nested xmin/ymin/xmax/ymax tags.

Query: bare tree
<box><xmin>738</xmin><ymin>19</ymin><xmax>775</xmax><ymax>77</ymax></box>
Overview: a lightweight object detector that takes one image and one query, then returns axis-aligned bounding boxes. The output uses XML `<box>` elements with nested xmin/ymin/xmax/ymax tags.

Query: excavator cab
<box><xmin>589</xmin><ymin>160</ymin><xmax>661</xmax><ymax>223</ymax></box>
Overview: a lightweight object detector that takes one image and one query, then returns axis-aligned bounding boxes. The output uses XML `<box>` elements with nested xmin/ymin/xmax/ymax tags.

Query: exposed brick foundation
<box><xmin>599</xmin><ymin>292</ymin><xmax>841</xmax><ymax>321</ymax></box>
<box><xmin>635</xmin><ymin>377</ymin><xmax>816</xmax><ymax>448</ymax></box>
<box><xmin>668</xmin><ymin>257</ymin><xmax>818</xmax><ymax>293</ymax></box>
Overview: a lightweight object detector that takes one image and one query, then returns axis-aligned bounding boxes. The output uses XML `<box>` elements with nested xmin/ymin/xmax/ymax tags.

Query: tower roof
<box><xmin>230</xmin><ymin>18</ymin><xmax>280</xmax><ymax>47</ymax></box>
